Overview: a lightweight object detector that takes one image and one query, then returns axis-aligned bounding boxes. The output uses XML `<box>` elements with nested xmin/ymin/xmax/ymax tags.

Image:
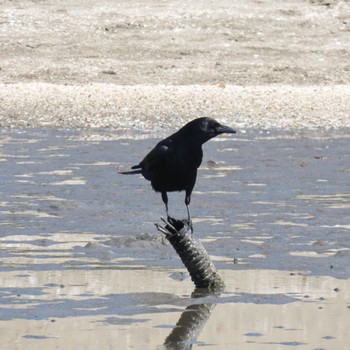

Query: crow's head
<box><xmin>183</xmin><ymin>117</ymin><xmax>236</xmax><ymax>143</ymax></box>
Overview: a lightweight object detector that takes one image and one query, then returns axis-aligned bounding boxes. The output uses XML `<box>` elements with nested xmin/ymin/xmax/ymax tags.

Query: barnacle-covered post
<box><xmin>155</xmin><ymin>217</ymin><xmax>225</xmax><ymax>290</ymax></box>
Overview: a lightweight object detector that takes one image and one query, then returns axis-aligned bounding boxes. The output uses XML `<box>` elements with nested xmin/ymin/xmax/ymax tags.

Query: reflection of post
<box><xmin>164</xmin><ymin>301</ymin><xmax>216</xmax><ymax>350</ymax></box>
<box><xmin>155</xmin><ymin>216</ymin><xmax>225</xmax><ymax>290</ymax></box>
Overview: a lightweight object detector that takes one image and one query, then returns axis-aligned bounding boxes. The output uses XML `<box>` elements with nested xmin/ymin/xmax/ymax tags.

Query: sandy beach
<box><xmin>0</xmin><ymin>0</ymin><xmax>349</xmax><ymax>130</ymax></box>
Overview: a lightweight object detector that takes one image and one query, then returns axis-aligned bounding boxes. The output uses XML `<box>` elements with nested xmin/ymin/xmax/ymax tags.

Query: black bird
<box><xmin>120</xmin><ymin>117</ymin><xmax>236</xmax><ymax>224</ymax></box>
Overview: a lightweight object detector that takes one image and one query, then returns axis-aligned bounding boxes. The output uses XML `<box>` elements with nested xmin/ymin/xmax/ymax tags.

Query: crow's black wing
<box><xmin>138</xmin><ymin>140</ymin><xmax>172</xmax><ymax>171</ymax></box>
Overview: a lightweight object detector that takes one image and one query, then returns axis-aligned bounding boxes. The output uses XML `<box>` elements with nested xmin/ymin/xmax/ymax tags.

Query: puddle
<box><xmin>0</xmin><ymin>268</ymin><xmax>349</xmax><ymax>349</ymax></box>
<box><xmin>0</xmin><ymin>127</ymin><xmax>350</xmax><ymax>349</ymax></box>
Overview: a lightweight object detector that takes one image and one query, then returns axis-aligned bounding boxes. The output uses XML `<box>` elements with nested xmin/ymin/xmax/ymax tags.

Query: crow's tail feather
<box><xmin>119</xmin><ymin>169</ymin><xmax>142</xmax><ymax>175</ymax></box>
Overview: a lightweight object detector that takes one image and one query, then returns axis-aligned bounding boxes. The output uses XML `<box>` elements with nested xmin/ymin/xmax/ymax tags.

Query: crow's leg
<box><xmin>161</xmin><ymin>192</ymin><xmax>169</xmax><ymax>218</ymax></box>
<box><xmin>185</xmin><ymin>192</ymin><xmax>193</xmax><ymax>233</ymax></box>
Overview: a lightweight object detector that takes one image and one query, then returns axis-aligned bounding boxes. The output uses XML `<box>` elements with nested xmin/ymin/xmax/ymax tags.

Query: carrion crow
<box><xmin>120</xmin><ymin>117</ymin><xmax>236</xmax><ymax>226</ymax></box>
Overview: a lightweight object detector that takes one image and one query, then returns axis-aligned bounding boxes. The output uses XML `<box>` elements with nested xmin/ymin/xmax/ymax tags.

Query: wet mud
<box><xmin>1</xmin><ymin>127</ymin><xmax>350</xmax><ymax>349</ymax></box>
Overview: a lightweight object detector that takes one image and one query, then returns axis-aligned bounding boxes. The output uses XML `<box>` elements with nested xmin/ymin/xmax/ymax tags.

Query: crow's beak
<box><xmin>216</xmin><ymin>124</ymin><xmax>237</xmax><ymax>134</ymax></box>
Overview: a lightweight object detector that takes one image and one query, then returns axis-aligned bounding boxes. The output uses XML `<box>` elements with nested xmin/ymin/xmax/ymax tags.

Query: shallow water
<box><xmin>1</xmin><ymin>128</ymin><xmax>350</xmax><ymax>349</ymax></box>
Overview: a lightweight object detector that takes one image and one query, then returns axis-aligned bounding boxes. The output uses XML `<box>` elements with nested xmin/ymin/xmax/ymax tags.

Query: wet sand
<box><xmin>2</xmin><ymin>268</ymin><xmax>350</xmax><ymax>349</ymax></box>
<box><xmin>1</xmin><ymin>128</ymin><xmax>350</xmax><ymax>349</ymax></box>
